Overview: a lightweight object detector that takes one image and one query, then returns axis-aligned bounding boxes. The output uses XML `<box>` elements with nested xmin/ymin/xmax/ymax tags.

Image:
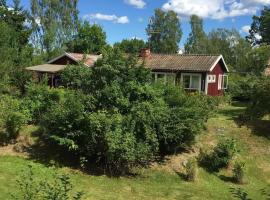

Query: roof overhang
<box><xmin>209</xmin><ymin>55</ymin><xmax>229</xmax><ymax>72</ymax></box>
<box><xmin>47</xmin><ymin>52</ymin><xmax>90</xmax><ymax>67</ymax></box>
<box><xmin>26</xmin><ymin>64</ymin><xmax>66</xmax><ymax>73</ymax></box>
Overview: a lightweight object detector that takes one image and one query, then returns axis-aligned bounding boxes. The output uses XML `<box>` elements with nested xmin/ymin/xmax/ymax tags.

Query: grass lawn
<box><xmin>0</xmin><ymin>103</ymin><xmax>270</xmax><ymax>200</ymax></box>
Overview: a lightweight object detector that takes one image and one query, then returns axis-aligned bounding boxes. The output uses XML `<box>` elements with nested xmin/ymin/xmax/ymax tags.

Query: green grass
<box><xmin>0</xmin><ymin>103</ymin><xmax>270</xmax><ymax>200</ymax></box>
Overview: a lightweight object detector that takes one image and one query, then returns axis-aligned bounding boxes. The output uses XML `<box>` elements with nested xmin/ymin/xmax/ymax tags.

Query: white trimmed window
<box><xmin>152</xmin><ymin>72</ymin><xmax>176</xmax><ymax>85</ymax></box>
<box><xmin>208</xmin><ymin>75</ymin><xmax>216</xmax><ymax>83</ymax></box>
<box><xmin>218</xmin><ymin>74</ymin><xmax>228</xmax><ymax>90</ymax></box>
<box><xmin>181</xmin><ymin>73</ymin><xmax>202</xmax><ymax>91</ymax></box>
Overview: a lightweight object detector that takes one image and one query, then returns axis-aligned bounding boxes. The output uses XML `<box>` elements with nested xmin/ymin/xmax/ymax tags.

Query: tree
<box><xmin>245</xmin><ymin>44</ymin><xmax>270</xmax><ymax>75</ymax></box>
<box><xmin>146</xmin><ymin>9</ymin><xmax>182</xmax><ymax>54</ymax></box>
<box><xmin>247</xmin><ymin>7</ymin><xmax>270</xmax><ymax>46</ymax></box>
<box><xmin>0</xmin><ymin>0</ymin><xmax>33</xmax><ymax>93</ymax></box>
<box><xmin>185</xmin><ymin>15</ymin><xmax>208</xmax><ymax>54</ymax></box>
<box><xmin>207</xmin><ymin>28</ymin><xmax>251</xmax><ymax>71</ymax></box>
<box><xmin>67</xmin><ymin>21</ymin><xmax>107</xmax><ymax>54</ymax></box>
<box><xmin>114</xmin><ymin>38</ymin><xmax>146</xmax><ymax>54</ymax></box>
<box><xmin>30</xmin><ymin>0</ymin><xmax>79</xmax><ymax>58</ymax></box>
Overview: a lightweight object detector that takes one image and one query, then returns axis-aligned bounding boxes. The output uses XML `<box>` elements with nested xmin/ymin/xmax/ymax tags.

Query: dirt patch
<box><xmin>0</xmin><ymin>134</ymin><xmax>33</xmax><ymax>157</ymax></box>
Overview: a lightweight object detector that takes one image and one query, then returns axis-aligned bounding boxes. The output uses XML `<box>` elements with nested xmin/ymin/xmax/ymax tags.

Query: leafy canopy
<box><xmin>146</xmin><ymin>9</ymin><xmax>182</xmax><ymax>54</ymax></box>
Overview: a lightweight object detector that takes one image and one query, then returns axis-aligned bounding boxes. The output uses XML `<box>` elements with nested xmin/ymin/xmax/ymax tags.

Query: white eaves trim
<box><xmin>209</xmin><ymin>55</ymin><xmax>229</xmax><ymax>72</ymax></box>
<box><xmin>47</xmin><ymin>52</ymin><xmax>90</xmax><ymax>67</ymax></box>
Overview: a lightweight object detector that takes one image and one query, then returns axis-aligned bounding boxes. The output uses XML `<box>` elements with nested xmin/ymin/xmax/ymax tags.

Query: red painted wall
<box><xmin>207</xmin><ymin>62</ymin><xmax>225</xmax><ymax>96</ymax></box>
<box><xmin>51</xmin><ymin>56</ymin><xmax>77</xmax><ymax>65</ymax></box>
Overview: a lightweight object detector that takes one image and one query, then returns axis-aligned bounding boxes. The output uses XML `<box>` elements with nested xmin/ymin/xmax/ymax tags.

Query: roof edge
<box><xmin>47</xmin><ymin>52</ymin><xmax>90</xmax><ymax>67</ymax></box>
<box><xmin>209</xmin><ymin>55</ymin><xmax>229</xmax><ymax>72</ymax></box>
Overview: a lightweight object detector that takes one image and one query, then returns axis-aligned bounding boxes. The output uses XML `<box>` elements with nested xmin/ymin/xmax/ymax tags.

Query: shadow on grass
<box><xmin>218</xmin><ymin>174</ymin><xmax>235</xmax><ymax>183</ymax></box>
<box><xmin>260</xmin><ymin>187</ymin><xmax>270</xmax><ymax>200</ymax></box>
<box><xmin>174</xmin><ymin>171</ymin><xmax>186</xmax><ymax>180</ymax></box>
<box><xmin>218</xmin><ymin>101</ymin><xmax>270</xmax><ymax>140</ymax></box>
<box><xmin>217</xmin><ymin>101</ymin><xmax>247</xmax><ymax>121</ymax></box>
<box><xmin>230</xmin><ymin>187</ymin><xmax>252</xmax><ymax>200</ymax></box>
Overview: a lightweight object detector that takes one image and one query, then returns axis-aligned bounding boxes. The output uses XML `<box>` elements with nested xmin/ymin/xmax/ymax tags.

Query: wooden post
<box><xmin>51</xmin><ymin>74</ymin><xmax>54</xmax><ymax>87</ymax></box>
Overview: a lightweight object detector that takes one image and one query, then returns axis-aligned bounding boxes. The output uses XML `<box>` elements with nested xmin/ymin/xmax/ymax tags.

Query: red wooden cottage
<box><xmin>26</xmin><ymin>50</ymin><xmax>229</xmax><ymax>96</ymax></box>
<box><xmin>140</xmin><ymin>49</ymin><xmax>229</xmax><ymax>96</ymax></box>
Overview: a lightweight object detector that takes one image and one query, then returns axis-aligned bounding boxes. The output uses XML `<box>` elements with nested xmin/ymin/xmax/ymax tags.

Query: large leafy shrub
<box><xmin>41</xmin><ymin>48</ymin><xmax>213</xmax><ymax>174</ymax></box>
<box><xmin>247</xmin><ymin>76</ymin><xmax>270</xmax><ymax>119</ymax></box>
<box><xmin>0</xmin><ymin>95</ymin><xmax>29</xmax><ymax>144</ymax></box>
<box><xmin>228</xmin><ymin>74</ymin><xmax>257</xmax><ymax>101</ymax></box>
<box><xmin>23</xmin><ymin>83</ymin><xmax>66</xmax><ymax>123</ymax></box>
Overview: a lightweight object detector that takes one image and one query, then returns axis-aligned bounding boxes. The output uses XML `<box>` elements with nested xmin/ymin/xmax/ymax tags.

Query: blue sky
<box><xmin>7</xmin><ymin>0</ymin><xmax>270</xmax><ymax>48</ymax></box>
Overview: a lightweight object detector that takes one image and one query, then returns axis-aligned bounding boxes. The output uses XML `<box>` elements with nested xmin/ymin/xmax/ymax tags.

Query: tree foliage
<box><xmin>114</xmin><ymin>38</ymin><xmax>146</xmax><ymax>54</ymax></box>
<box><xmin>247</xmin><ymin>7</ymin><xmax>270</xmax><ymax>46</ymax></box>
<box><xmin>67</xmin><ymin>21</ymin><xmax>107</xmax><ymax>54</ymax></box>
<box><xmin>30</xmin><ymin>0</ymin><xmax>79</xmax><ymax>57</ymax></box>
<box><xmin>185</xmin><ymin>15</ymin><xmax>208</xmax><ymax>54</ymax></box>
<box><xmin>247</xmin><ymin>77</ymin><xmax>270</xmax><ymax>119</ymax></box>
<box><xmin>146</xmin><ymin>9</ymin><xmax>182</xmax><ymax>54</ymax></box>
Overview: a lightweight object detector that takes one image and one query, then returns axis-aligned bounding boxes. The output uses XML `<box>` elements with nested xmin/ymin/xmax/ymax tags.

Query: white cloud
<box><xmin>117</xmin><ymin>16</ymin><xmax>130</xmax><ymax>24</ymax></box>
<box><xmin>84</xmin><ymin>13</ymin><xmax>130</xmax><ymax>24</ymax></box>
<box><xmin>162</xmin><ymin>0</ymin><xmax>270</xmax><ymax>19</ymax></box>
<box><xmin>124</xmin><ymin>0</ymin><xmax>146</xmax><ymax>9</ymax></box>
<box><xmin>241</xmin><ymin>25</ymin><xmax>251</xmax><ymax>34</ymax></box>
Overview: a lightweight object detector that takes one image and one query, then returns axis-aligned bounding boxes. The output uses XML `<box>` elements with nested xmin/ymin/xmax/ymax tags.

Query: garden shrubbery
<box><xmin>39</xmin><ymin>49</ymin><xmax>214</xmax><ymax>174</ymax></box>
<box><xmin>199</xmin><ymin>138</ymin><xmax>237</xmax><ymax>172</ymax></box>
<box><xmin>246</xmin><ymin>76</ymin><xmax>270</xmax><ymax>119</ymax></box>
<box><xmin>228</xmin><ymin>74</ymin><xmax>257</xmax><ymax>101</ymax></box>
<box><xmin>13</xmin><ymin>165</ymin><xmax>84</xmax><ymax>200</ymax></box>
<box><xmin>0</xmin><ymin>95</ymin><xmax>30</xmax><ymax>144</ymax></box>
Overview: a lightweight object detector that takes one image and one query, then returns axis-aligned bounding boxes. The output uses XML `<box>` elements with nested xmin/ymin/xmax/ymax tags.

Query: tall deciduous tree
<box><xmin>185</xmin><ymin>15</ymin><xmax>208</xmax><ymax>54</ymax></box>
<box><xmin>146</xmin><ymin>9</ymin><xmax>182</xmax><ymax>54</ymax></box>
<box><xmin>66</xmin><ymin>21</ymin><xmax>107</xmax><ymax>54</ymax></box>
<box><xmin>114</xmin><ymin>38</ymin><xmax>146</xmax><ymax>54</ymax></box>
<box><xmin>207</xmin><ymin>28</ymin><xmax>251</xmax><ymax>71</ymax></box>
<box><xmin>247</xmin><ymin>7</ymin><xmax>270</xmax><ymax>46</ymax></box>
<box><xmin>30</xmin><ymin>0</ymin><xmax>79</xmax><ymax>58</ymax></box>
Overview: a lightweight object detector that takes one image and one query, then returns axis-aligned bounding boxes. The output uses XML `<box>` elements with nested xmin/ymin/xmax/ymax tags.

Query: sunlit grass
<box><xmin>0</xmin><ymin>103</ymin><xmax>270</xmax><ymax>200</ymax></box>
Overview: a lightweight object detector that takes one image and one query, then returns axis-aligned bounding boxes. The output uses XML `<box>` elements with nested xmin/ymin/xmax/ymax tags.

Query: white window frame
<box><xmin>218</xmin><ymin>74</ymin><xmax>228</xmax><ymax>90</ymax></box>
<box><xmin>207</xmin><ymin>75</ymin><xmax>216</xmax><ymax>83</ymax></box>
<box><xmin>152</xmin><ymin>72</ymin><xmax>176</xmax><ymax>85</ymax></box>
<box><xmin>181</xmin><ymin>73</ymin><xmax>202</xmax><ymax>91</ymax></box>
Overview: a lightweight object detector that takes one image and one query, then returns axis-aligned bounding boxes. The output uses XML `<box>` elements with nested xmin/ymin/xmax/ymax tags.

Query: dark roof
<box><xmin>26</xmin><ymin>64</ymin><xmax>66</xmax><ymax>73</ymax></box>
<box><xmin>48</xmin><ymin>52</ymin><xmax>102</xmax><ymax>67</ymax></box>
<box><xmin>140</xmin><ymin>54</ymin><xmax>229</xmax><ymax>72</ymax></box>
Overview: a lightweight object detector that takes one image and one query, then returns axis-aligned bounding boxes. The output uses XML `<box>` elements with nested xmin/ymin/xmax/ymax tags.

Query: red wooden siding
<box><xmin>207</xmin><ymin>62</ymin><xmax>225</xmax><ymax>96</ymax></box>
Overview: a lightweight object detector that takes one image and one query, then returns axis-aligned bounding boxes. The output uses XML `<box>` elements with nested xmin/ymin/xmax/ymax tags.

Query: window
<box><xmin>208</xmin><ymin>75</ymin><xmax>216</xmax><ymax>83</ymax></box>
<box><xmin>181</xmin><ymin>74</ymin><xmax>201</xmax><ymax>91</ymax></box>
<box><xmin>152</xmin><ymin>73</ymin><xmax>176</xmax><ymax>85</ymax></box>
<box><xmin>218</xmin><ymin>74</ymin><xmax>228</xmax><ymax>90</ymax></box>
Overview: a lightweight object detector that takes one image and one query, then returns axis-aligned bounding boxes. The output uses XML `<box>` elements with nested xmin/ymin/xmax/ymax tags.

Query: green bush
<box><xmin>232</xmin><ymin>161</ymin><xmax>246</xmax><ymax>184</ymax></box>
<box><xmin>13</xmin><ymin>165</ymin><xmax>84</xmax><ymax>200</ymax></box>
<box><xmin>247</xmin><ymin>76</ymin><xmax>270</xmax><ymax>119</ymax></box>
<box><xmin>23</xmin><ymin>83</ymin><xmax>65</xmax><ymax>123</ymax></box>
<box><xmin>199</xmin><ymin>138</ymin><xmax>237</xmax><ymax>172</ymax></box>
<box><xmin>228</xmin><ymin>74</ymin><xmax>257</xmax><ymax>101</ymax></box>
<box><xmin>183</xmin><ymin>158</ymin><xmax>198</xmax><ymax>182</ymax></box>
<box><xmin>0</xmin><ymin>95</ymin><xmax>29</xmax><ymax>144</ymax></box>
<box><xmin>40</xmin><ymin>48</ymin><xmax>212</xmax><ymax>174</ymax></box>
